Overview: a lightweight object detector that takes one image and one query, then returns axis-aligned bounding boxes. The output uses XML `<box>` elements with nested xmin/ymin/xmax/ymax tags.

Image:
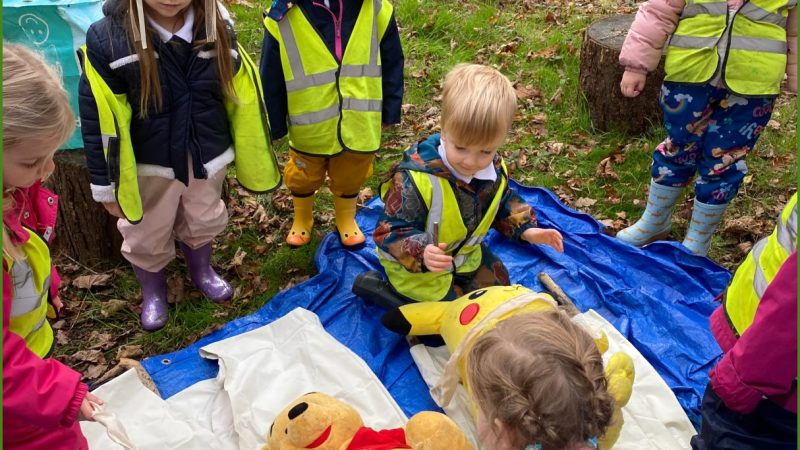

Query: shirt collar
<box><xmin>148</xmin><ymin>6</ymin><xmax>195</xmax><ymax>43</ymax></box>
<box><xmin>437</xmin><ymin>140</ymin><xmax>497</xmax><ymax>184</ymax></box>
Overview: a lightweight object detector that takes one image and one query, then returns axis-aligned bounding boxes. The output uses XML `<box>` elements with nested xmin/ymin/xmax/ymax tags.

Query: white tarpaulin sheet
<box><xmin>82</xmin><ymin>308</ymin><xmax>696</xmax><ymax>450</ymax></box>
<box><xmin>410</xmin><ymin>309</ymin><xmax>697</xmax><ymax>450</ymax></box>
<box><xmin>81</xmin><ymin>308</ymin><xmax>407</xmax><ymax>449</ymax></box>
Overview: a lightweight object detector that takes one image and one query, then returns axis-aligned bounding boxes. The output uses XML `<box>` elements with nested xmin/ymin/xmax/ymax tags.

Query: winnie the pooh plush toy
<box><xmin>264</xmin><ymin>392</ymin><xmax>474</xmax><ymax>450</ymax></box>
<box><xmin>381</xmin><ymin>284</ymin><xmax>635</xmax><ymax>449</ymax></box>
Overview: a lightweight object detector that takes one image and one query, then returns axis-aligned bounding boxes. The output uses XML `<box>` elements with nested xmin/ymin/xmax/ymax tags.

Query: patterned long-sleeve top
<box><xmin>374</xmin><ymin>134</ymin><xmax>537</xmax><ymax>272</ymax></box>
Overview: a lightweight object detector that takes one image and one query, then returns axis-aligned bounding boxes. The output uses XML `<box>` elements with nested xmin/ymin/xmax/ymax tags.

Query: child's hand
<box><xmin>522</xmin><ymin>228</ymin><xmax>564</xmax><ymax>253</ymax></box>
<box><xmin>52</xmin><ymin>295</ymin><xmax>63</xmax><ymax>313</ymax></box>
<box><xmin>423</xmin><ymin>243</ymin><xmax>453</xmax><ymax>272</ymax></box>
<box><xmin>102</xmin><ymin>202</ymin><xmax>124</xmax><ymax>218</ymax></box>
<box><xmin>78</xmin><ymin>392</ymin><xmax>104</xmax><ymax>421</ymax></box>
<box><xmin>620</xmin><ymin>71</ymin><xmax>647</xmax><ymax>97</ymax></box>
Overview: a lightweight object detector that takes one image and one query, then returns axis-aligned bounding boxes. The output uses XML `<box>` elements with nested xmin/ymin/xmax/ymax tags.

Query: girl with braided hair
<box><xmin>467</xmin><ymin>311</ymin><xmax>615</xmax><ymax>450</ymax></box>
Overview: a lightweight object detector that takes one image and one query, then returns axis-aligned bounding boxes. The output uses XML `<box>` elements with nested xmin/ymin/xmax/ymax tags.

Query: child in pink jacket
<box><xmin>691</xmin><ymin>194</ymin><xmax>796</xmax><ymax>449</ymax></box>
<box><xmin>617</xmin><ymin>0</ymin><xmax>797</xmax><ymax>256</ymax></box>
<box><xmin>3</xmin><ymin>44</ymin><xmax>103</xmax><ymax>449</ymax></box>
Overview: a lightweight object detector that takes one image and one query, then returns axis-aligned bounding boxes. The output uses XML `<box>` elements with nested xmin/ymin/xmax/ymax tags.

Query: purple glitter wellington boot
<box><xmin>179</xmin><ymin>242</ymin><xmax>234</xmax><ymax>303</ymax></box>
<box><xmin>131</xmin><ymin>265</ymin><xmax>169</xmax><ymax>331</ymax></box>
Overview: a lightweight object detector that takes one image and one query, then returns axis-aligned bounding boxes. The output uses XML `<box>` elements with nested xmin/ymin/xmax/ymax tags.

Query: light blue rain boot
<box><xmin>682</xmin><ymin>199</ymin><xmax>728</xmax><ymax>256</ymax></box>
<box><xmin>617</xmin><ymin>180</ymin><xmax>684</xmax><ymax>246</ymax></box>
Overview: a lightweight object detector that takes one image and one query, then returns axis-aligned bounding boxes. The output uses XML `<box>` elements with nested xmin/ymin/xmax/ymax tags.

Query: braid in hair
<box><xmin>467</xmin><ymin>310</ymin><xmax>615</xmax><ymax>450</ymax></box>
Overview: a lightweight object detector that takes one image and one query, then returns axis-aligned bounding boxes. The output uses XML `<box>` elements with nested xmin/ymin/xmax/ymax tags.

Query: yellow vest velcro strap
<box><xmin>342</xmin><ymin>98</ymin><xmax>382</xmax><ymax>112</ymax></box>
<box><xmin>670</xmin><ymin>35</ymin><xmax>719</xmax><ymax>48</ymax></box>
<box><xmin>289</xmin><ymin>103</ymin><xmax>340</xmax><ymax>125</ymax></box>
<box><xmin>682</xmin><ymin>2</ymin><xmax>728</xmax><ymax>18</ymax></box>
<box><xmin>340</xmin><ymin>64</ymin><xmax>382</xmax><ymax>77</ymax></box>
<box><xmin>730</xmin><ymin>36</ymin><xmax>787</xmax><ymax>53</ymax></box>
<box><xmin>740</xmin><ymin>2</ymin><xmax>789</xmax><ymax>26</ymax></box>
<box><xmin>286</xmin><ymin>69</ymin><xmax>337</xmax><ymax>92</ymax></box>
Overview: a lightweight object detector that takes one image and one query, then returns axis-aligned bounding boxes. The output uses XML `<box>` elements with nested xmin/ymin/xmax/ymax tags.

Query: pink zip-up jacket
<box><xmin>620</xmin><ymin>0</ymin><xmax>797</xmax><ymax>91</ymax></box>
<box><xmin>708</xmin><ymin>251</ymin><xmax>797</xmax><ymax>415</ymax></box>
<box><xmin>3</xmin><ymin>182</ymin><xmax>89</xmax><ymax>450</ymax></box>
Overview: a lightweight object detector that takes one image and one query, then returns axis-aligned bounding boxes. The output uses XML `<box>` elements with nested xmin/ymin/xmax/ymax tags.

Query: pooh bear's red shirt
<box><xmin>346</xmin><ymin>427</ymin><xmax>409</xmax><ymax>450</ymax></box>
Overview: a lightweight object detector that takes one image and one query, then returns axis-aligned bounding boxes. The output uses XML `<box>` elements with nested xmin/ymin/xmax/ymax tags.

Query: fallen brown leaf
<box><xmin>596</xmin><ymin>157</ymin><xmax>620</xmax><ymax>180</ymax></box>
<box><xmin>574</xmin><ymin>197</ymin><xmax>597</xmax><ymax>208</ymax></box>
<box><xmin>72</xmin><ymin>273</ymin><xmax>112</xmax><ymax>289</ymax></box>
<box><xmin>100</xmin><ymin>299</ymin><xmax>129</xmax><ymax>318</ymax></box>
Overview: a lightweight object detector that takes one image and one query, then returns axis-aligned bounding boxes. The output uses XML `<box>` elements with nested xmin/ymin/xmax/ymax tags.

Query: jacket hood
<box><xmin>396</xmin><ymin>134</ymin><xmax>452</xmax><ymax>179</ymax></box>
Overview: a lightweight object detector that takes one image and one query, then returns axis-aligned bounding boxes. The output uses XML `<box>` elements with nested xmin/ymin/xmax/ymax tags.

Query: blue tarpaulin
<box><xmin>142</xmin><ymin>183</ymin><xmax>731</xmax><ymax>427</ymax></box>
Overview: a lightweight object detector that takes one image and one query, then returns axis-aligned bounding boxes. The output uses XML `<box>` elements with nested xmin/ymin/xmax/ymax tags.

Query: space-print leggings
<box><xmin>651</xmin><ymin>81</ymin><xmax>775</xmax><ymax>205</ymax></box>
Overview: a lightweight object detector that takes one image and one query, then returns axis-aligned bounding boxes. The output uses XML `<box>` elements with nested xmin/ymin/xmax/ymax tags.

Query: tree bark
<box><xmin>579</xmin><ymin>14</ymin><xmax>666</xmax><ymax>135</ymax></box>
<box><xmin>47</xmin><ymin>150</ymin><xmax>123</xmax><ymax>265</ymax></box>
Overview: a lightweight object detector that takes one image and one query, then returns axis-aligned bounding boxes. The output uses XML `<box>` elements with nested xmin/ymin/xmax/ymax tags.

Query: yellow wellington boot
<box><xmin>286</xmin><ymin>195</ymin><xmax>315</xmax><ymax>247</ymax></box>
<box><xmin>333</xmin><ymin>196</ymin><xmax>366</xmax><ymax>247</ymax></box>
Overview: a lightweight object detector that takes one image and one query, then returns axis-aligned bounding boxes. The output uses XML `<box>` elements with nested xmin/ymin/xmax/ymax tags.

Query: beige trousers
<box><xmin>118</xmin><ymin>167</ymin><xmax>228</xmax><ymax>271</ymax></box>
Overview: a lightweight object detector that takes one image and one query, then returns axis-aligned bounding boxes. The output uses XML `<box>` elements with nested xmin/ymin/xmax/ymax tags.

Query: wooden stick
<box><xmin>538</xmin><ymin>272</ymin><xmax>580</xmax><ymax>317</ymax></box>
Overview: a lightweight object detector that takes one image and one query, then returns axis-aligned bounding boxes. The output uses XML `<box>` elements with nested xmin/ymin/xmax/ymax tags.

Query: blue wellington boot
<box><xmin>617</xmin><ymin>179</ymin><xmax>684</xmax><ymax>246</ymax></box>
<box><xmin>682</xmin><ymin>199</ymin><xmax>729</xmax><ymax>256</ymax></box>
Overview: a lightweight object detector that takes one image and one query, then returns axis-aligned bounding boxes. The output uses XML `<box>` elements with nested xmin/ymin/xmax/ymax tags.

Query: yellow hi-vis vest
<box><xmin>5</xmin><ymin>228</ymin><xmax>54</xmax><ymax>358</ymax></box>
<box><xmin>377</xmin><ymin>162</ymin><xmax>508</xmax><ymax>302</ymax></box>
<box><xmin>79</xmin><ymin>43</ymin><xmax>281</xmax><ymax>223</ymax></box>
<box><xmin>264</xmin><ymin>0</ymin><xmax>393</xmax><ymax>155</ymax></box>
<box><xmin>665</xmin><ymin>0</ymin><xmax>794</xmax><ymax>96</ymax></box>
<box><xmin>724</xmin><ymin>193</ymin><xmax>796</xmax><ymax>336</ymax></box>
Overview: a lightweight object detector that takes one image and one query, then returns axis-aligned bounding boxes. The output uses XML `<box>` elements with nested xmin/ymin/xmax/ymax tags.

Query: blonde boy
<box><xmin>356</xmin><ymin>64</ymin><xmax>563</xmax><ymax>306</ymax></box>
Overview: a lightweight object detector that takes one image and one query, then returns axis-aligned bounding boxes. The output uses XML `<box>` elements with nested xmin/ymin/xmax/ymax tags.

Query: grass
<box><xmin>55</xmin><ymin>0</ymin><xmax>797</xmax><ymax>381</ymax></box>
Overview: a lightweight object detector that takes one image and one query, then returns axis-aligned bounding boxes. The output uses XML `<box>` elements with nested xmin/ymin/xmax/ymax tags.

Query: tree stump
<box><xmin>579</xmin><ymin>14</ymin><xmax>666</xmax><ymax>134</ymax></box>
<box><xmin>47</xmin><ymin>150</ymin><xmax>124</xmax><ymax>265</ymax></box>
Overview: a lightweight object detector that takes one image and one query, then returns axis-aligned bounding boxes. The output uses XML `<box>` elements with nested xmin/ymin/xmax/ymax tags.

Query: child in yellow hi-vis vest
<box><xmin>79</xmin><ymin>0</ymin><xmax>279</xmax><ymax>331</ymax></box>
<box><xmin>3</xmin><ymin>43</ymin><xmax>104</xmax><ymax>450</ymax></box>
<box><xmin>353</xmin><ymin>64</ymin><xmax>563</xmax><ymax>307</ymax></box>
<box><xmin>260</xmin><ymin>0</ymin><xmax>404</xmax><ymax>248</ymax></box>
<box><xmin>617</xmin><ymin>0</ymin><xmax>796</xmax><ymax>256</ymax></box>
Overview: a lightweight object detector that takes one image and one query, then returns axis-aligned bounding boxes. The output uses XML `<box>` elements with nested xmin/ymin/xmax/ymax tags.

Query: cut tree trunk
<box><xmin>47</xmin><ymin>150</ymin><xmax>123</xmax><ymax>265</ymax></box>
<box><xmin>579</xmin><ymin>14</ymin><xmax>666</xmax><ymax>134</ymax></box>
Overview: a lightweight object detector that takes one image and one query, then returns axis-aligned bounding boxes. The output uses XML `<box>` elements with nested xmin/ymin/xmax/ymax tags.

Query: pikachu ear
<box><xmin>381</xmin><ymin>302</ymin><xmax>450</xmax><ymax>336</ymax></box>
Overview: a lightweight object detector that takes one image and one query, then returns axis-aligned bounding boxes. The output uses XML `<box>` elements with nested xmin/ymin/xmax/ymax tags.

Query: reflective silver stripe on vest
<box><xmin>730</xmin><ymin>36</ymin><xmax>787</xmax><ymax>53</ymax></box>
<box><xmin>340</xmin><ymin>64</ymin><xmax>382</xmax><ymax>77</ymax></box>
<box><xmin>278</xmin><ymin>17</ymin><xmax>307</xmax><ymax>91</ymax></box>
<box><xmin>776</xmin><ymin>205</ymin><xmax>798</xmax><ymax>253</ymax></box>
<box><xmin>454</xmin><ymin>254</ymin><xmax>467</xmax><ymax>267</ymax></box>
<box><xmin>425</xmin><ymin>173</ymin><xmax>444</xmax><ymax>238</ymax></box>
<box><xmin>280</xmin><ymin>0</ymin><xmax>381</xmax><ymax>93</ymax></box>
<box><xmin>289</xmin><ymin>103</ymin><xmax>340</xmax><ymax>125</ymax></box>
<box><xmin>669</xmin><ymin>35</ymin><xmax>720</xmax><ymax>49</ymax></box>
<box><xmin>9</xmin><ymin>259</ymin><xmax>51</xmax><ymax>337</ymax></box>
<box><xmin>739</xmin><ymin>2</ymin><xmax>788</xmax><ymax>26</ymax></box>
<box><xmin>342</xmin><ymin>98</ymin><xmax>382</xmax><ymax>112</ymax></box>
<box><xmin>285</xmin><ymin>69</ymin><xmax>337</xmax><ymax>92</ymax></box>
<box><xmin>370</xmin><ymin>0</ymin><xmax>381</xmax><ymax>67</ymax></box>
<box><xmin>681</xmin><ymin>2</ymin><xmax>728</xmax><ymax>18</ymax></box>
<box><xmin>377</xmin><ymin>247</ymin><xmax>399</xmax><ymax>262</ymax></box>
<box><xmin>464</xmin><ymin>235</ymin><xmax>484</xmax><ymax>247</ymax></box>
<box><xmin>751</xmin><ymin>237</ymin><xmax>770</xmax><ymax>297</ymax></box>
